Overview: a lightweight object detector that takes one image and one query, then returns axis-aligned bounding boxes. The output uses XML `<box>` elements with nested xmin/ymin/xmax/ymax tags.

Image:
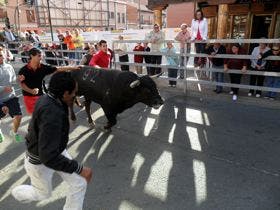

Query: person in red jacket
<box><xmin>89</xmin><ymin>40</ymin><xmax>111</xmax><ymax>68</ymax></box>
<box><xmin>133</xmin><ymin>43</ymin><xmax>144</xmax><ymax>74</ymax></box>
<box><xmin>224</xmin><ymin>43</ymin><xmax>247</xmax><ymax>101</ymax></box>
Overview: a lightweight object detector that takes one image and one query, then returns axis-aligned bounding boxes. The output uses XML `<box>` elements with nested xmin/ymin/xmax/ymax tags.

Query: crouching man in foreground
<box><xmin>12</xmin><ymin>72</ymin><xmax>92</xmax><ymax>210</ymax></box>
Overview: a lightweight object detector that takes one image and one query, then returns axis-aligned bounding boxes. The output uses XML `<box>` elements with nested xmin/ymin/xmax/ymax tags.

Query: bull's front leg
<box><xmin>104</xmin><ymin>112</ymin><xmax>117</xmax><ymax>130</ymax></box>
<box><xmin>84</xmin><ymin>100</ymin><xmax>95</xmax><ymax>126</ymax></box>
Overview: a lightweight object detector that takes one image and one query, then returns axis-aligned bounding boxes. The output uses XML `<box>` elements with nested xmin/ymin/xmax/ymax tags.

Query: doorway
<box><xmin>249</xmin><ymin>15</ymin><xmax>272</xmax><ymax>53</ymax></box>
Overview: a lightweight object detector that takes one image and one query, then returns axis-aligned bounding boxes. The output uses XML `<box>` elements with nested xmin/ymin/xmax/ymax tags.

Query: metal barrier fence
<box><xmin>112</xmin><ymin>39</ymin><xmax>280</xmax><ymax>94</ymax></box>
<box><xmin>1</xmin><ymin>39</ymin><xmax>280</xmax><ymax>94</ymax></box>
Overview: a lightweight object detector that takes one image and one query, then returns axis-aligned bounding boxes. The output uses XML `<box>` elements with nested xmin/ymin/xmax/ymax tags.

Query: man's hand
<box><xmin>224</xmin><ymin>65</ymin><xmax>228</xmax><ymax>72</ymax></box>
<box><xmin>241</xmin><ymin>66</ymin><xmax>247</xmax><ymax>74</ymax></box>
<box><xmin>18</xmin><ymin>75</ymin><xmax>25</xmax><ymax>82</ymax></box>
<box><xmin>4</xmin><ymin>86</ymin><xmax>12</xmax><ymax>93</ymax></box>
<box><xmin>1</xmin><ymin>106</ymin><xmax>9</xmax><ymax>115</ymax></box>
<box><xmin>80</xmin><ymin>167</ymin><xmax>93</xmax><ymax>183</ymax></box>
<box><xmin>32</xmin><ymin>88</ymin><xmax>39</xmax><ymax>95</ymax></box>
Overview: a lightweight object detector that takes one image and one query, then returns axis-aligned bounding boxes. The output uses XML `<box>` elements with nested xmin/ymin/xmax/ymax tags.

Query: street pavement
<box><xmin>0</xmin><ymin>64</ymin><xmax>280</xmax><ymax>210</ymax></box>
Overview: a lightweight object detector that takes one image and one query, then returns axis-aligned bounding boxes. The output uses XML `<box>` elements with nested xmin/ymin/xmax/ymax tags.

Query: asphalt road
<box><xmin>0</xmin><ymin>64</ymin><xmax>280</xmax><ymax>210</ymax></box>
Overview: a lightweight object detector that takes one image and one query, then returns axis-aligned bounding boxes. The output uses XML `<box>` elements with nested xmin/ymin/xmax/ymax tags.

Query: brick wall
<box><xmin>166</xmin><ymin>2</ymin><xmax>194</xmax><ymax>28</ymax></box>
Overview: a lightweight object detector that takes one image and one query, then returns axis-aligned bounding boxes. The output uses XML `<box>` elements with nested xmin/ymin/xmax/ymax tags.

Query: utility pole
<box><xmin>16</xmin><ymin>0</ymin><xmax>20</xmax><ymax>32</ymax></box>
<box><xmin>138</xmin><ymin>0</ymin><xmax>141</xmax><ymax>29</ymax></box>
<box><xmin>46</xmin><ymin>0</ymin><xmax>54</xmax><ymax>41</ymax></box>
<box><xmin>107</xmin><ymin>0</ymin><xmax>110</xmax><ymax>30</ymax></box>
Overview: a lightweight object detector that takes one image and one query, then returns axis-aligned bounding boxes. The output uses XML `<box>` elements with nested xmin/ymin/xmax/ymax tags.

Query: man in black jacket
<box><xmin>12</xmin><ymin>72</ymin><xmax>92</xmax><ymax>210</ymax></box>
<box><xmin>207</xmin><ymin>43</ymin><xmax>226</xmax><ymax>93</ymax></box>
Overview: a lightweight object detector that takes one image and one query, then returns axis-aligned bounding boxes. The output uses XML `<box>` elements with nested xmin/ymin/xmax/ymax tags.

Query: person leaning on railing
<box><xmin>248</xmin><ymin>41</ymin><xmax>270</xmax><ymax>98</ymax></box>
<box><xmin>206</xmin><ymin>43</ymin><xmax>226</xmax><ymax>94</ymax></box>
<box><xmin>175</xmin><ymin>23</ymin><xmax>191</xmax><ymax>78</ymax></box>
<box><xmin>224</xmin><ymin>43</ymin><xmax>247</xmax><ymax>101</ymax></box>
<box><xmin>260</xmin><ymin>45</ymin><xmax>280</xmax><ymax>100</ymax></box>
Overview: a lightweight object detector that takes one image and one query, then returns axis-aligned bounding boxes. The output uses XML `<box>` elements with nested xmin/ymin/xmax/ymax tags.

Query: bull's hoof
<box><xmin>104</xmin><ymin>123</ymin><xmax>113</xmax><ymax>130</ymax></box>
<box><xmin>89</xmin><ymin>122</ymin><xmax>96</xmax><ymax>128</ymax></box>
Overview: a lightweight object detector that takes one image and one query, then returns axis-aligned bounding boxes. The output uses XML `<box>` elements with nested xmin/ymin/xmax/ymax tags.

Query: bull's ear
<box><xmin>129</xmin><ymin>80</ymin><xmax>141</xmax><ymax>88</ymax></box>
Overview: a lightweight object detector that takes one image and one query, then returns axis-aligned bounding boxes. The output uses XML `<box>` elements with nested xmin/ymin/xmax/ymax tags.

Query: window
<box><xmin>122</xmin><ymin>13</ymin><xmax>125</xmax><ymax>23</ymax></box>
<box><xmin>140</xmin><ymin>15</ymin><xmax>144</xmax><ymax>24</ymax></box>
<box><xmin>274</xmin><ymin>14</ymin><xmax>280</xmax><ymax>38</ymax></box>
<box><xmin>117</xmin><ymin>12</ymin><xmax>120</xmax><ymax>23</ymax></box>
<box><xmin>110</xmin><ymin>12</ymin><xmax>114</xmax><ymax>19</ymax></box>
<box><xmin>232</xmin><ymin>15</ymin><xmax>247</xmax><ymax>39</ymax></box>
<box><xmin>26</xmin><ymin>10</ymin><xmax>35</xmax><ymax>23</ymax></box>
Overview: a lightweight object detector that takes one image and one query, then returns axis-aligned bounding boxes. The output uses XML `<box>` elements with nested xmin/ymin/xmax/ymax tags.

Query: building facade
<box><xmin>0</xmin><ymin>0</ymin><xmax>158</xmax><ymax>32</ymax></box>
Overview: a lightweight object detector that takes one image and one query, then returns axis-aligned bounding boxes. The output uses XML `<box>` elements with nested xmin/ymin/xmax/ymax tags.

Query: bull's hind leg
<box><xmin>70</xmin><ymin>102</ymin><xmax>76</xmax><ymax>121</ymax></box>
<box><xmin>84</xmin><ymin>100</ymin><xmax>95</xmax><ymax>126</ymax></box>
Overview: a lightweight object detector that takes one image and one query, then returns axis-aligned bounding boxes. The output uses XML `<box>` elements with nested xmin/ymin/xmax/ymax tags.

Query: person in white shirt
<box><xmin>115</xmin><ymin>35</ymin><xmax>129</xmax><ymax>71</ymax></box>
<box><xmin>191</xmin><ymin>9</ymin><xmax>208</xmax><ymax>67</ymax></box>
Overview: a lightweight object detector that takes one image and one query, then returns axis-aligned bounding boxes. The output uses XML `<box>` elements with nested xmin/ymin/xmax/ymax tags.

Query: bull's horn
<box><xmin>130</xmin><ymin>80</ymin><xmax>141</xmax><ymax>88</ymax></box>
<box><xmin>150</xmin><ymin>72</ymin><xmax>164</xmax><ymax>78</ymax></box>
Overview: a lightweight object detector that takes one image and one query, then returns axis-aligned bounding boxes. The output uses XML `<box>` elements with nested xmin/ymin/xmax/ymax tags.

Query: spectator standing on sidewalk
<box><xmin>133</xmin><ymin>43</ymin><xmax>144</xmax><ymax>74</ymax></box>
<box><xmin>115</xmin><ymin>35</ymin><xmax>129</xmax><ymax>71</ymax></box>
<box><xmin>248</xmin><ymin>41</ymin><xmax>270</xmax><ymax>98</ymax></box>
<box><xmin>161</xmin><ymin>41</ymin><xmax>179</xmax><ymax>87</ymax></box>
<box><xmin>12</xmin><ymin>72</ymin><xmax>92</xmax><ymax>209</ymax></box>
<box><xmin>261</xmin><ymin>45</ymin><xmax>280</xmax><ymax>100</ymax></box>
<box><xmin>73</xmin><ymin>29</ymin><xmax>84</xmax><ymax>64</ymax></box>
<box><xmin>191</xmin><ymin>10</ymin><xmax>208</xmax><ymax>68</ymax></box>
<box><xmin>224</xmin><ymin>44</ymin><xmax>247</xmax><ymax>101</ymax></box>
<box><xmin>207</xmin><ymin>43</ymin><xmax>226</xmax><ymax>93</ymax></box>
<box><xmin>175</xmin><ymin>23</ymin><xmax>191</xmax><ymax>78</ymax></box>
<box><xmin>143</xmin><ymin>42</ymin><xmax>152</xmax><ymax>75</ymax></box>
<box><xmin>145</xmin><ymin>24</ymin><xmax>165</xmax><ymax>75</ymax></box>
<box><xmin>64</xmin><ymin>30</ymin><xmax>76</xmax><ymax>65</ymax></box>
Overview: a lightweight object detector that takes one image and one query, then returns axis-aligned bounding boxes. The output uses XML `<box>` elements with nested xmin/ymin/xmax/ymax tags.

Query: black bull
<box><xmin>70</xmin><ymin>67</ymin><xmax>164</xmax><ymax>129</ymax></box>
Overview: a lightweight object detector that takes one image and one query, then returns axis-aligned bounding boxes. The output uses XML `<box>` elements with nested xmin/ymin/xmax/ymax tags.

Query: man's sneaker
<box><xmin>232</xmin><ymin>94</ymin><xmax>238</xmax><ymax>101</ymax></box>
<box><xmin>269</xmin><ymin>97</ymin><xmax>275</xmax><ymax>100</ymax></box>
<box><xmin>248</xmin><ymin>92</ymin><xmax>252</xmax><ymax>97</ymax></box>
<box><xmin>10</xmin><ymin>131</ymin><xmax>23</xmax><ymax>142</ymax></box>
<box><xmin>256</xmin><ymin>94</ymin><xmax>261</xmax><ymax>98</ymax></box>
<box><xmin>229</xmin><ymin>91</ymin><xmax>234</xmax><ymax>95</ymax></box>
<box><xmin>0</xmin><ymin>132</ymin><xmax>4</xmax><ymax>143</ymax></box>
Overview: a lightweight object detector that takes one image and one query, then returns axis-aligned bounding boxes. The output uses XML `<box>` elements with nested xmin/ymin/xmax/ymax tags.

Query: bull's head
<box><xmin>129</xmin><ymin>76</ymin><xmax>164</xmax><ymax>109</ymax></box>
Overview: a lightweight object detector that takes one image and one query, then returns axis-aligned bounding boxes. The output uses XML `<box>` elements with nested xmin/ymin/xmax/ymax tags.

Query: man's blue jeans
<box><xmin>213</xmin><ymin>65</ymin><xmax>224</xmax><ymax>92</ymax></box>
<box><xmin>265</xmin><ymin>76</ymin><xmax>280</xmax><ymax>98</ymax></box>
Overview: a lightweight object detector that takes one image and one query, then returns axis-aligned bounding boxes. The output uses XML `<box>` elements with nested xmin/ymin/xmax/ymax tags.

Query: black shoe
<box><xmin>216</xmin><ymin>90</ymin><xmax>222</xmax><ymax>94</ymax></box>
<box><xmin>213</xmin><ymin>89</ymin><xmax>217</xmax><ymax>93</ymax></box>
